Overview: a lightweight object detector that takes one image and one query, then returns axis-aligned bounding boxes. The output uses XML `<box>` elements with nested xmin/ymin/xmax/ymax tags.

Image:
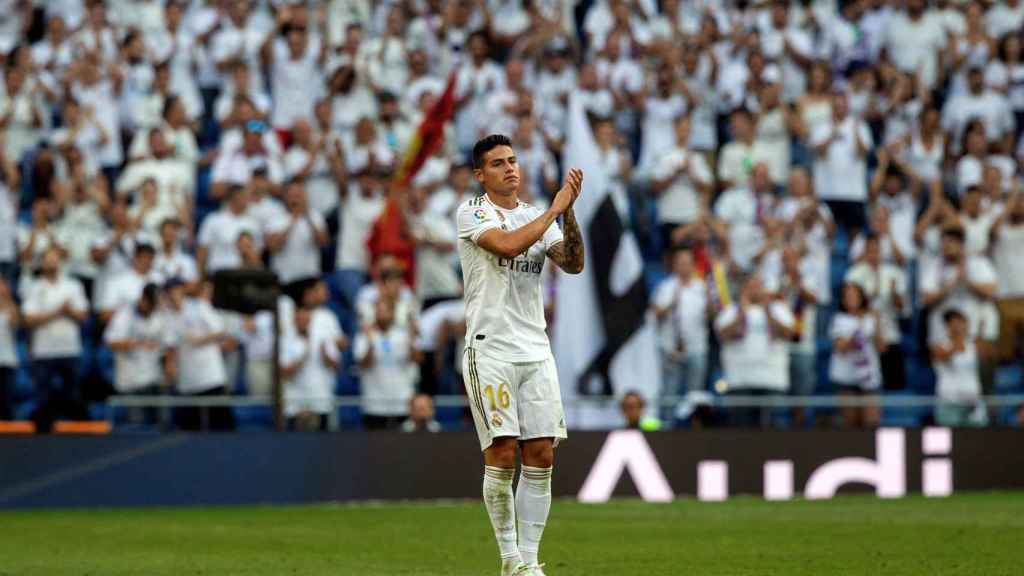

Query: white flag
<box><xmin>553</xmin><ymin>93</ymin><xmax>662</xmax><ymax>429</ymax></box>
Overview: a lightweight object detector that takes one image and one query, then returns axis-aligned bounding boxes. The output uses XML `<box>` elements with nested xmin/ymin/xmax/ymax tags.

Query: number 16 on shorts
<box><xmin>464</xmin><ymin>348</ymin><xmax>520</xmax><ymax>450</ymax></box>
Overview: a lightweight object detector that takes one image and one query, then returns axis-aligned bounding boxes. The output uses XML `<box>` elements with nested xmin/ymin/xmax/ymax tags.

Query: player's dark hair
<box><xmin>472</xmin><ymin>134</ymin><xmax>512</xmax><ymax>169</ymax></box>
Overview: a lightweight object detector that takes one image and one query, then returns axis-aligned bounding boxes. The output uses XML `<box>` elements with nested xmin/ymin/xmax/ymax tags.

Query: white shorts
<box><xmin>462</xmin><ymin>347</ymin><xmax>567</xmax><ymax>451</ymax></box>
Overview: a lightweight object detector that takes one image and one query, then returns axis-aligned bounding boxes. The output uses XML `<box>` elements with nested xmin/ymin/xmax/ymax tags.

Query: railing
<box><xmin>104</xmin><ymin>394</ymin><xmax>1024</xmax><ymax>431</ymax></box>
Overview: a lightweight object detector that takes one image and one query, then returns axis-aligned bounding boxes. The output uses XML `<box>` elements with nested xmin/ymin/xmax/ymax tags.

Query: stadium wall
<box><xmin>1</xmin><ymin>429</ymin><xmax>1022</xmax><ymax>509</ymax></box>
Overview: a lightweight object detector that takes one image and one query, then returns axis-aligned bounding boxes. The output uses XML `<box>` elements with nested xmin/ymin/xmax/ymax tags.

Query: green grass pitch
<box><xmin>1</xmin><ymin>492</ymin><xmax>1021</xmax><ymax>575</ymax></box>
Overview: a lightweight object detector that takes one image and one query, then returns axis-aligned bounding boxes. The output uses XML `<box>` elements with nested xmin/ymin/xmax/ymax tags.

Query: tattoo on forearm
<box><xmin>560</xmin><ymin>208</ymin><xmax>585</xmax><ymax>274</ymax></box>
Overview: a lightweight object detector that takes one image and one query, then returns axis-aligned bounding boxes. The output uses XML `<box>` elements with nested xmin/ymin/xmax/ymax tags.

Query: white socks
<box><xmin>483</xmin><ymin>466</ymin><xmax>521</xmax><ymax>562</ymax></box>
<box><xmin>515</xmin><ymin>465</ymin><xmax>553</xmax><ymax>566</ymax></box>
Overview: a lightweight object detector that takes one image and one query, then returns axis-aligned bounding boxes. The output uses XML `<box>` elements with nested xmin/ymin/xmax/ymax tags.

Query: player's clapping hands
<box><xmin>552</xmin><ymin>168</ymin><xmax>583</xmax><ymax>215</ymax></box>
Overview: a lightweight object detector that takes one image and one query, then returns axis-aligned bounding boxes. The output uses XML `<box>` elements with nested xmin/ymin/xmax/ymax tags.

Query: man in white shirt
<box><xmin>941</xmin><ymin>67</ymin><xmax>1016</xmax><ymax>153</ymax></box>
<box><xmin>262</xmin><ymin>8</ymin><xmax>327</xmax><ymax>134</ymax></box>
<box><xmin>715</xmin><ymin>274</ymin><xmax>797</xmax><ymax>427</ymax></box>
<box><xmin>715</xmin><ymin>163</ymin><xmax>778</xmax><ymax>273</ymax></box>
<box><xmin>811</xmin><ymin>91</ymin><xmax>873</xmax><ymax>236</ymax></box>
<box><xmin>163</xmin><ymin>280</ymin><xmax>234</xmax><ymax>431</ymax></box>
<box><xmin>153</xmin><ymin>218</ymin><xmax>198</xmax><ymax>287</ymax></box>
<box><xmin>651</xmin><ymin>247</ymin><xmax>710</xmax><ymax>418</ymax></box>
<box><xmin>279</xmin><ymin>304</ymin><xmax>340</xmax><ymax>432</ymax></box>
<box><xmin>116</xmin><ymin>128</ymin><xmax>194</xmax><ymax>215</ymax></box>
<box><xmin>717</xmin><ymin>108</ymin><xmax>775</xmax><ymax>190</ymax></box>
<box><xmin>21</xmin><ymin>247</ymin><xmax>89</xmax><ymax>429</ymax></box>
<box><xmin>266</xmin><ymin>181</ymin><xmax>328</xmax><ymax>286</ymax></box>
<box><xmin>883</xmin><ymin>0</ymin><xmax>948</xmax><ymax>90</ymax></box>
<box><xmin>456</xmin><ymin>135</ymin><xmax>583</xmax><ymax>576</ymax></box>
<box><xmin>210</xmin><ymin>120</ymin><xmax>285</xmax><ymax>201</ymax></box>
<box><xmin>197</xmin><ymin>185</ymin><xmax>260</xmax><ymax>278</ymax></box>
<box><xmin>97</xmin><ymin>243</ymin><xmax>161</xmax><ymax>324</ymax></box>
<box><xmin>354</xmin><ymin>297</ymin><xmax>421</xmax><ymax>430</ymax></box>
<box><xmin>651</xmin><ymin>115</ymin><xmax>714</xmax><ymax>251</ymax></box>
<box><xmin>920</xmin><ymin>227</ymin><xmax>999</xmax><ymax>347</ymax></box>
<box><xmin>334</xmin><ymin>166</ymin><xmax>387</xmax><ymax>307</ymax></box>
<box><xmin>104</xmin><ymin>284</ymin><xmax>173</xmax><ymax>413</ymax></box>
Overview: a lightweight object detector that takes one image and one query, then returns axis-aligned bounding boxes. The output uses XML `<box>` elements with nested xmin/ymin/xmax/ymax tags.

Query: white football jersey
<box><xmin>457</xmin><ymin>194</ymin><xmax>563</xmax><ymax>362</ymax></box>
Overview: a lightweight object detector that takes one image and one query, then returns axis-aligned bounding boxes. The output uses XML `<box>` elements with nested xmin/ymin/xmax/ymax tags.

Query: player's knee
<box><xmin>485</xmin><ymin>437</ymin><xmax>518</xmax><ymax>468</ymax></box>
<box><xmin>521</xmin><ymin>438</ymin><xmax>554</xmax><ymax>468</ymax></box>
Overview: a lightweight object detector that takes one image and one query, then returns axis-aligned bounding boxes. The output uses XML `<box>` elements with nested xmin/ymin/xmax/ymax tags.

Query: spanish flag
<box><xmin>394</xmin><ymin>69</ymin><xmax>458</xmax><ymax>187</ymax></box>
<box><xmin>366</xmin><ymin>69</ymin><xmax>459</xmax><ymax>285</ymax></box>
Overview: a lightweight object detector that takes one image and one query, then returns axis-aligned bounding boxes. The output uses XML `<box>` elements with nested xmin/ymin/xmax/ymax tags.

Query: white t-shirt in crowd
<box><xmin>104</xmin><ymin>305</ymin><xmax>171</xmax><ymax>392</ymax></box>
<box><xmin>412</xmin><ymin>213</ymin><xmax>460</xmax><ymax>302</ymax></box>
<box><xmin>267</xmin><ymin>211</ymin><xmax>327</xmax><ymax>284</ymax></box>
<box><xmin>933</xmin><ymin>339</ymin><xmax>982</xmax><ymax>403</ymax></box>
<box><xmin>22</xmin><ymin>275</ymin><xmax>88</xmax><ymax>359</ymax></box>
<box><xmin>197</xmin><ymin>209</ymin><xmax>261</xmax><ymax>274</ymax></box>
<box><xmin>652</xmin><ymin>275</ymin><xmax>709</xmax><ymax>355</ymax></box>
<box><xmin>942</xmin><ymin>91</ymin><xmax>1015</xmax><ymax>150</ymax></box>
<box><xmin>652</xmin><ymin>147</ymin><xmax>713</xmax><ymax>225</ymax></box>
<box><xmin>457</xmin><ymin>194</ymin><xmax>563</xmax><ymax>363</ymax></box>
<box><xmin>715</xmin><ymin>302</ymin><xmax>795</xmax><ymax>392</ymax></box>
<box><xmin>166</xmin><ymin>298</ymin><xmax>227</xmax><ymax>394</ymax></box>
<box><xmin>811</xmin><ymin>117</ymin><xmax>873</xmax><ymax>202</ymax></box>
<box><xmin>153</xmin><ymin>249</ymin><xmax>199</xmax><ymax>284</ymax></box>
<box><xmin>920</xmin><ymin>256</ymin><xmax>999</xmax><ymax>342</ymax></box>
<box><xmin>829</xmin><ymin>312</ymin><xmax>881</xmax><ymax>390</ymax></box>
<box><xmin>335</xmin><ymin>186</ymin><xmax>385</xmax><ymax>272</ymax></box>
<box><xmin>270</xmin><ymin>37</ymin><xmax>323</xmax><ymax>128</ymax></box>
<box><xmin>845</xmin><ymin>262</ymin><xmax>908</xmax><ymax>345</ymax></box>
<box><xmin>98</xmin><ymin>269</ymin><xmax>162</xmax><ymax>315</ymax></box>
<box><xmin>279</xmin><ymin>330</ymin><xmax>339</xmax><ymax>417</ymax></box>
<box><xmin>884</xmin><ymin>11</ymin><xmax>948</xmax><ymax>89</ymax></box>
<box><xmin>714</xmin><ymin>187</ymin><xmax>768</xmax><ymax>272</ymax></box>
<box><xmin>354</xmin><ymin>325</ymin><xmax>418</xmax><ymax>417</ymax></box>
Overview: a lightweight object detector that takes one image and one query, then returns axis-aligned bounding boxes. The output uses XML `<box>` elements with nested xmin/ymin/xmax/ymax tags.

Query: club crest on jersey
<box><xmin>473</xmin><ymin>208</ymin><xmax>487</xmax><ymax>222</ymax></box>
<box><xmin>496</xmin><ymin>211</ymin><xmax>506</xmax><ymax>223</ymax></box>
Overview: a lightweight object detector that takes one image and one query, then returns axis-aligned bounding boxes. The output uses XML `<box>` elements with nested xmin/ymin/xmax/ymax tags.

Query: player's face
<box><xmin>475</xmin><ymin>145</ymin><xmax>520</xmax><ymax>197</ymax></box>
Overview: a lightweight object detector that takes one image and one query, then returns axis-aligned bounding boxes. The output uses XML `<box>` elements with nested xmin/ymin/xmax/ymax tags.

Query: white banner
<box><xmin>553</xmin><ymin>94</ymin><xmax>662</xmax><ymax>429</ymax></box>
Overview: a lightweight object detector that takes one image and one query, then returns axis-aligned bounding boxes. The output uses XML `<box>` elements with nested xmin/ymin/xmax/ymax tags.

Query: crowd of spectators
<box><xmin>1</xmin><ymin>0</ymin><xmax>1024</xmax><ymax>432</ymax></box>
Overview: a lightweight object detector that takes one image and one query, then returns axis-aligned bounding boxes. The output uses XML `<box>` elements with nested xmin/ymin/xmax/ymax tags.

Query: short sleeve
<box><xmin>542</xmin><ymin>219</ymin><xmax>563</xmax><ymax>252</ymax></box>
<box><xmin>769</xmin><ymin>302</ymin><xmax>795</xmax><ymax>328</ymax></box>
<box><xmin>691</xmin><ymin>154</ymin><xmax>712</xmax><ymax>185</ymax></box>
<box><xmin>353</xmin><ymin>333</ymin><xmax>371</xmax><ymax>361</ymax></box>
<box><xmin>714</xmin><ymin>304</ymin><xmax>738</xmax><ymax>332</ymax></box>
<box><xmin>652</xmin><ymin>278</ymin><xmax>676</xmax><ymax>309</ymax></box>
<box><xmin>104</xmin><ymin>308</ymin><xmax>131</xmax><ymax>344</ymax></box>
<box><xmin>456</xmin><ymin>202</ymin><xmax>501</xmax><ymax>244</ymax></box>
<box><xmin>968</xmin><ymin>258</ymin><xmax>997</xmax><ymax>285</ymax></box>
<box><xmin>810</xmin><ymin>123</ymin><xmax>831</xmax><ymax>147</ymax></box>
<box><xmin>830</xmin><ymin>314</ymin><xmax>852</xmax><ymax>340</ymax></box>
<box><xmin>652</xmin><ymin>152</ymin><xmax>677</xmax><ymax>181</ymax></box>
<box><xmin>197</xmin><ymin>216</ymin><xmax>215</xmax><ymax>247</ymax></box>
<box><xmin>202</xmin><ymin>302</ymin><xmax>225</xmax><ymax>333</ymax></box>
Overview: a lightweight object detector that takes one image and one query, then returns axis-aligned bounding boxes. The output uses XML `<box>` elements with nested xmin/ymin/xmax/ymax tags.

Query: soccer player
<box><xmin>456</xmin><ymin>134</ymin><xmax>584</xmax><ymax>576</ymax></box>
